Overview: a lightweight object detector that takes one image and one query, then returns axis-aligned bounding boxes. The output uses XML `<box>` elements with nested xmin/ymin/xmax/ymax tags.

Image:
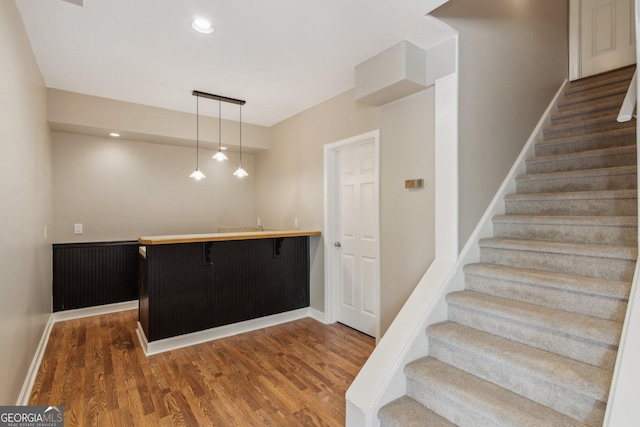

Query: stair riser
<box><xmin>493</xmin><ymin>222</ymin><xmax>638</xmax><ymax>246</ymax></box>
<box><xmin>543</xmin><ymin>120</ymin><xmax>634</xmax><ymax>140</ymax></box>
<box><xmin>535</xmin><ymin>133</ymin><xmax>635</xmax><ymax>156</ymax></box>
<box><xmin>428</xmin><ymin>337</ymin><xmax>606</xmax><ymax>426</ymax></box>
<box><xmin>551</xmin><ymin>105</ymin><xmax>622</xmax><ymax>126</ymax></box>
<box><xmin>465</xmin><ymin>274</ymin><xmax>628</xmax><ymax>322</ymax></box>
<box><xmin>526</xmin><ymin>152</ymin><xmax>637</xmax><ymax>174</ymax></box>
<box><xmin>378</xmin><ymin>397</ymin><xmax>457</xmax><ymax>427</ymax></box>
<box><xmin>565</xmin><ymin>67</ymin><xmax>634</xmax><ymax>91</ymax></box>
<box><xmin>406</xmin><ymin>377</ymin><xmax>499</xmax><ymax>427</ymax></box>
<box><xmin>479</xmin><ymin>246</ymin><xmax>635</xmax><ymax>281</ymax></box>
<box><xmin>447</xmin><ymin>303</ymin><xmax>618</xmax><ymax>370</ymax></box>
<box><xmin>564</xmin><ymin>76</ymin><xmax>634</xmax><ymax>97</ymax></box>
<box><xmin>557</xmin><ymin>84</ymin><xmax>629</xmax><ymax>110</ymax></box>
<box><xmin>504</xmin><ymin>198</ymin><xmax>637</xmax><ymax>216</ymax></box>
<box><xmin>516</xmin><ymin>173</ymin><xmax>636</xmax><ymax>194</ymax></box>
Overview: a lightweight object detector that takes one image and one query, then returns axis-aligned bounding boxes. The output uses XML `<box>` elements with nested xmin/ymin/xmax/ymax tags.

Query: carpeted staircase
<box><xmin>378</xmin><ymin>66</ymin><xmax>638</xmax><ymax>426</ymax></box>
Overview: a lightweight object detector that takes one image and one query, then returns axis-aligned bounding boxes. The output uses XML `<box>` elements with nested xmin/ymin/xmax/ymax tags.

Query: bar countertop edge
<box><xmin>139</xmin><ymin>230</ymin><xmax>322</xmax><ymax>245</ymax></box>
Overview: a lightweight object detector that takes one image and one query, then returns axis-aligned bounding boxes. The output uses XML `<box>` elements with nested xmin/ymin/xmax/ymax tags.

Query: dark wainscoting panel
<box><xmin>142</xmin><ymin>237</ymin><xmax>310</xmax><ymax>342</ymax></box>
<box><xmin>53</xmin><ymin>241</ymin><xmax>139</xmax><ymax>312</ymax></box>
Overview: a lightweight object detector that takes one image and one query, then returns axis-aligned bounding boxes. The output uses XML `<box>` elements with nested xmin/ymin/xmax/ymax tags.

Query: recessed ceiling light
<box><xmin>220</xmin><ymin>146</ymin><xmax>227</xmax><ymax>150</ymax></box>
<box><xmin>109</xmin><ymin>132</ymin><xmax>120</xmax><ymax>137</ymax></box>
<box><xmin>192</xmin><ymin>18</ymin><xmax>214</xmax><ymax>34</ymax></box>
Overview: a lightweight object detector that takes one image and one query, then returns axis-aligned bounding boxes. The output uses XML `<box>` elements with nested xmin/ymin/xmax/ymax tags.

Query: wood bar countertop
<box><xmin>139</xmin><ymin>230</ymin><xmax>321</xmax><ymax>245</ymax></box>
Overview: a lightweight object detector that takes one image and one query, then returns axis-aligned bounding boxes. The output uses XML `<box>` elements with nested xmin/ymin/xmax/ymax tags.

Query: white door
<box><xmin>581</xmin><ymin>0</ymin><xmax>636</xmax><ymax>77</ymax></box>
<box><xmin>335</xmin><ymin>142</ymin><xmax>378</xmax><ymax>336</ymax></box>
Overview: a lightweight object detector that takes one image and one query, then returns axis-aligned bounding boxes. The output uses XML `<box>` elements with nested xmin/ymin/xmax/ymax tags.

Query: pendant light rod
<box><xmin>192</xmin><ymin>90</ymin><xmax>246</xmax><ymax>105</ymax></box>
<box><xmin>189</xmin><ymin>94</ymin><xmax>205</xmax><ymax>180</ymax></box>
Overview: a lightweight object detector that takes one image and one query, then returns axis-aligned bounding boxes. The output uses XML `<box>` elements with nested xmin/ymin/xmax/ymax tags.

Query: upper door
<box><xmin>335</xmin><ymin>141</ymin><xmax>379</xmax><ymax>336</ymax></box>
<box><xmin>581</xmin><ymin>0</ymin><xmax>636</xmax><ymax>77</ymax></box>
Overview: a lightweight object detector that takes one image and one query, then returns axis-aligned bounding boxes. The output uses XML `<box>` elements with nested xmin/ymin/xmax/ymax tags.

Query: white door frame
<box><xmin>323</xmin><ymin>130</ymin><xmax>381</xmax><ymax>340</ymax></box>
<box><xmin>570</xmin><ymin>0</ymin><xmax>582</xmax><ymax>81</ymax></box>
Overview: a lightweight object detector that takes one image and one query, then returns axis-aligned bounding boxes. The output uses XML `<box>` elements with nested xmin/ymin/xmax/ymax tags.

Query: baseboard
<box><xmin>137</xmin><ymin>307</ymin><xmax>312</xmax><ymax>356</ymax></box>
<box><xmin>16</xmin><ymin>314</ymin><xmax>55</xmax><ymax>405</ymax></box>
<box><xmin>309</xmin><ymin>307</ymin><xmax>327</xmax><ymax>323</ymax></box>
<box><xmin>52</xmin><ymin>300</ymin><xmax>138</xmax><ymax>322</ymax></box>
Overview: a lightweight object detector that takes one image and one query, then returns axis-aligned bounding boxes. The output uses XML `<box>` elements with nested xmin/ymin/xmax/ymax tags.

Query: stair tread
<box><xmin>478</xmin><ymin>237</ymin><xmax>637</xmax><ymax>260</ymax></box>
<box><xmin>565</xmin><ymin>66</ymin><xmax>635</xmax><ymax>94</ymax></box>
<box><xmin>552</xmin><ymin>94</ymin><xmax>623</xmax><ymax>119</ymax></box>
<box><xmin>558</xmin><ymin>81</ymin><xmax>630</xmax><ymax>107</ymax></box>
<box><xmin>537</xmin><ymin>126</ymin><xmax>635</xmax><ymax>147</ymax></box>
<box><xmin>464</xmin><ymin>263</ymin><xmax>631</xmax><ymax>300</ymax></box>
<box><xmin>517</xmin><ymin>165</ymin><xmax>636</xmax><ymax>182</ymax></box>
<box><xmin>544</xmin><ymin>113</ymin><xmax>632</xmax><ymax>133</ymax></box>
<box><xmin>378</xmin><ymin>396</ymin><xmax>456</xmax><ymax>427</ymax></box>
<box><xmin>405</xmin><ymin>357</ymin><xmax>588</xmax><ymax>427</ymax></box>
<box><xmin>428</xmin><ymin>321</ymin><xmax>612</xmax><ymax>401</ymax></box>
<box><xmin>446</xmin><ymin>291</ymin><xmax>622</xmax><ymax>346</ymax></box>
<box><xmin>492</xmin><ymin>214</ymin><xmax>637</xmax><ymax>227</ymax></box>
<box><xmin>504</xmin><ymin>188</ymin><xmax>637</xmax><ymax>202</ymax></box>
<box><xmin>527</xmin><ymin>145</ymin><xmax>636</xmax><ymax>165</ymax></box>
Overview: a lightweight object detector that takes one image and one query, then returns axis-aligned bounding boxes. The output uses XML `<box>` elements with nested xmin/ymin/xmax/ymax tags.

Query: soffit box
<box><xmin>355</xmin><ymin>40</ymin><xmax>427</xmax><ymax>106</ymax></box>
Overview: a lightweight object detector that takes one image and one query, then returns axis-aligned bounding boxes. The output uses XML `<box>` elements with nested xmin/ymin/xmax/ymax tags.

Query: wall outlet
<box><xmin>74</xmin><ymin>223</ymin><xmax>83</xmax><ymax>234</ymax></box>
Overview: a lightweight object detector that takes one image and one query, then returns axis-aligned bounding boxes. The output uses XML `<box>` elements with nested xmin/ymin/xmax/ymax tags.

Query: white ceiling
<box><xmin>16</xmin><ymin>0</ymin><xmax>451</xmax><ymax>127</ymax></box>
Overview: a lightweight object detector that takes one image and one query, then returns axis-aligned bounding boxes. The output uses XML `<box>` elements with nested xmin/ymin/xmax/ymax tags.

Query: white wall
<box><xmin>255</xmin><ymin>88</ymin><xmax>436</xmax><ymax>335</ymax></box>
<box><xmin>52</xmin><ymin>133</ymin><xmax>257</xmax><ymax>242</ymax></box>
<box><xmin>433</xmin><ymin>0</ymin><xmax>569</xmax><ymax>248</ymax></box>
<box><xmin>0</xmin><ymin>1</ymin><xmax>53</xmax><ymax>404</ymax></box>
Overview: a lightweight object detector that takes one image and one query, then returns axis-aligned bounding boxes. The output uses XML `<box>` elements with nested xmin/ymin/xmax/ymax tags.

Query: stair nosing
<box><xmin>478</xmin><ymin>237</ymin><xmax>637</xmax><ymax>260</ymax></box>
<box><xmin>427</xmin><ymin>321</ymin><xmax>612</xmax><ymax>401</ymax></box>
<box><xmin>526</xmin><ymin>145</ymin><xmax>637</xmax><ymax>165</ymax></box>
<box><xmin>464</xmin><ymin>262</ymin><xmax>630</xmax><ymax>300</ymax></box>
<box><xmin>445</xmin><ymin>291</ymin><xmax>622</xmax><ymax>346</ymax></box>
<box><xmin>516</xmin><ymin>165</ymin><xmax>636</xmax><ymax>183</ymax></box>
<box><xmin>492</xmin><ymin>214</ymin><xmax>638</xmax><ymax>227</ymax></box>
<box><xmin>405</xmin><ymin>357</ymin><xmax>589</xmax><ymax>427</ymax></box>
<box><xmin>544</xmin><ymin>113</ymin><xmax>631</xmax><ymax>133</ymax></box>
<box><xmin>504</xmin><ymin>188</ymin><xmax>637</xmax><ymax>202</ymax></box>
<box><xmin>537</xmin><ymin>127</ymin><xmax>635</xmax><ymax>147</ymax></box>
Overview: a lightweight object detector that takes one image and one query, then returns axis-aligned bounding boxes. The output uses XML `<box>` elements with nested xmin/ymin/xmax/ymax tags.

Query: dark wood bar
<box><xmin>138</xmin><ymin>230</ymin><xmax>320</xmax><ymax>342</ymax></box>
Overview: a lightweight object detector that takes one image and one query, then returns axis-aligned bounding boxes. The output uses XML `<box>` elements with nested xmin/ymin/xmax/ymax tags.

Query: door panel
<box><xmin>581</xmin><ymin>0</ymin><xmax>636</xmax><ymax>77</ymax></box>
<box><xmin>336</xmin><ymin>142</ymin><xmax>378</xmax><ymax>336</ymax></box>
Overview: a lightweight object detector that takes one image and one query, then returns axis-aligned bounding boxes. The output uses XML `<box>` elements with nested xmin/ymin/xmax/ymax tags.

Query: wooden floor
<box><xmin>29</xmin><ymin>310</ymin><xmax>375</xmax><ymax>426</ymax></box>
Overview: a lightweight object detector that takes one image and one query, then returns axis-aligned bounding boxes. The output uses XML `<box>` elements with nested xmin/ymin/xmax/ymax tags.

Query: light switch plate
<box><xmin>405</xmin><ymin>179</ymin><xmax>424</xmax><ymax>189</ymax></box>
<box><xmin>74</xmin><ymin>223</ymin><xmax>83</xmax><ymax>234</ymax></box>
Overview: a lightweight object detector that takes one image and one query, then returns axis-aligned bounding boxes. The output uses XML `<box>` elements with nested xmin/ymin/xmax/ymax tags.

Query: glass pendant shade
<box><xmin>189</xmin><ymin>168</ymin><xmax>206</xmax><ymax>180</ymax></box>
<box><xmin>233</xmin><ymin>166</ymin><xmax>248</xmax><ymax>178</ymax></box>
<box><xmin>212</xmin><ymin>149</ymin><xmax>228</xmax><ymax>162</ymax></box>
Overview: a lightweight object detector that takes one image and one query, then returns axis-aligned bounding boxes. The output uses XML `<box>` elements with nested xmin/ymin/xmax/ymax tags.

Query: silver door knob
<box><xmin>334</xmin><ymin>241</ymin><xmax>342</xmax><ymax>247</ymax></box>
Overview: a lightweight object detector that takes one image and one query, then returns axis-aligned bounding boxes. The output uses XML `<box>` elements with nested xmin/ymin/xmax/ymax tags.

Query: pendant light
<box><xmin>233</xmin><ymin>104</ymin><xmax>249</xmax><ymax>178</ymax></box>
<box><xmin>212</xmin><ymin>99</ymin><xmax>228</xmax><ymax>161</ymax></box>
<box><xmin>189</xmin><ymin>94</ymin><xmax>206</xmax><ymax>180</ymax></box>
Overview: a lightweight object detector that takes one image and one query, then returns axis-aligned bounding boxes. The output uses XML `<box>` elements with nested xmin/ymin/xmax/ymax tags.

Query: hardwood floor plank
<box><xmin>29</xmin><ymin>310</ymin><xmax>375</xmax><ymax>426</ymax></box>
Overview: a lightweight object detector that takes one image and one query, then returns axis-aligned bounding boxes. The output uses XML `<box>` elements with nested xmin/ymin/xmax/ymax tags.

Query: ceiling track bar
<box><xmin>192</xmin><ymin>90</ymin><xmax>246</xmax><ymax>105</ymax></box>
